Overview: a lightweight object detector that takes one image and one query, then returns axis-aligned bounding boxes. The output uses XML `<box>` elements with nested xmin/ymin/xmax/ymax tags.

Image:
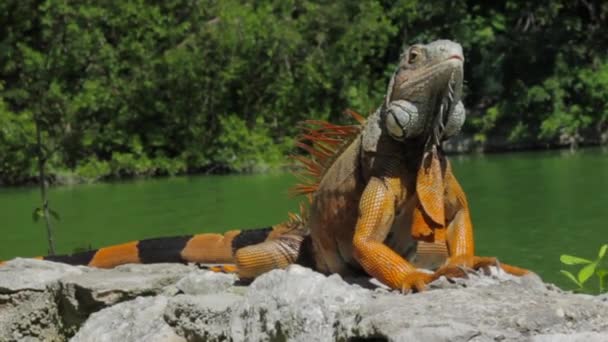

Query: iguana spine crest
<box><xmin>291</xmin><ymin>109</ymin><xmax>365</xmax><ymax>197</ymax></box>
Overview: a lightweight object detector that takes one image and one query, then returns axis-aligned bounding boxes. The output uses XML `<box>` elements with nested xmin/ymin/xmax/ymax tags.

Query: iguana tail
<box><xmin>2</xmin><ymin>225</ymin><xmax>290</xmax><ymax>268</ymax></box>
<box><xmin>1</xmin><ymin>220</ymin><xmax>312</xmax><ymax>280</ymax></box>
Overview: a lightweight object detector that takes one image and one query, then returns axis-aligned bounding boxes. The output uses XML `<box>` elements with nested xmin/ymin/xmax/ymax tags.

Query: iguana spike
<box><xmin>289</xmin><ymin>184</ymin><xmax>319</xmax><ymax>196</ymax></box>
<box><xmin>344</xmin><ymin>109</ymin><xmax>366</xmax><ymax>124</ymax></box>
<box><xmin>287</xmin><ymin>212</ymin><xmax>299</xmax><ymax>222</ymax></box>
<box><xmin>291</xmin><ymin>114</ymin><xmax>363</xmax><ymax>198</ymax></box>
<box><xmin>300</xmin><ymin>134</ymin><xmax>341</xmax><ymax>144</ymax></box>
<box><xmin>303</xmin><ymin>121</ymin><xmax>360</xmax><ymax>134</ymax></box>
<box><xmin>295</xmin><ymin>142</ymin><xmax>332</xmax><ymax>160</ymax></box>
<box><xmin>292</xmin><ymin>156</ymin><xmax>322</xmax><ymax>177</ymax></box>
<box><xmin>306</xmin><ymin>140</ymin><xmax>335</xmax><ymax>156</ymax></box>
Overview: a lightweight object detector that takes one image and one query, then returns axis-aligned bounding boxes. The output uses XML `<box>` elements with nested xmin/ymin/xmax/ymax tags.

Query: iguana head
<box><xmin>383</xmin><ymin>40</ymin><xmax>465</xmax><ymax>145</ymax></box>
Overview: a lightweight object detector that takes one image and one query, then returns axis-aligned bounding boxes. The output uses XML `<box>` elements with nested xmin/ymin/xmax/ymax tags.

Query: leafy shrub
<box><xmin>560</xmin><ymin>244</ymin><xmax>608</xmax><ymax>294</ymax></box>
<box><xmin>2</xmin><ymin>1</ymin><xmax>608</xmax><ymax>184</ymax></box>
<box><xmin>0</xmin><ymin>100</ymin><xmax>37</xmax><ymax>185</ymax></box>
<box><xmin>110</xmin><ymin>152</ymin><xmax>154</xmax><ymax>178</ymax></box>
<box><xmin>74</xmin><ymin>157</ymin><xmax>111</xmax><ymax>182</ymax></box>
<box><xmin>212</xmin><ymin>115</ymin><xmax>288</xmax><ymax>173</ymax></box>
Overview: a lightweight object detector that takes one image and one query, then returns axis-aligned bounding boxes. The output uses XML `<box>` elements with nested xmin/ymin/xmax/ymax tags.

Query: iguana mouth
<box><xmin>448</xmin><ymin>54</ymin><xmax>463</xmax><ymax>61</ymax></box>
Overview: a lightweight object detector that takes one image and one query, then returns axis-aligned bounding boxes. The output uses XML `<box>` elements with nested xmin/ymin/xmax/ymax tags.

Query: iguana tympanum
<box><xmin>2</xmin><ymin>40</ymin><xmax>529</xmax><ymax>292</ymax></box>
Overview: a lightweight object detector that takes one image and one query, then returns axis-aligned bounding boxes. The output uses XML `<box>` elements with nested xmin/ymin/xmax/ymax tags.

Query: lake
<box><xmin>1</xmin><ymin>148</ymin><xmax>607</xmax><ymax>289</ymax></box>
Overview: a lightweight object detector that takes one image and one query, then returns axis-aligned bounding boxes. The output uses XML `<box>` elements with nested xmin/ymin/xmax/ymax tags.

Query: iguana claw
<box><xmin>433</xmin><ymin>264</ymin><xmax>470</xmax><ymax>280</ymax></box>
<box><xmin>399</xmin><ymin>271</ymin><xmax>435</xmax><ymax>293</ymax></box>
<box><xmin>435</xmin><ymin>255</ymin><xmax>530</xmax><ymax>279</ymax></box>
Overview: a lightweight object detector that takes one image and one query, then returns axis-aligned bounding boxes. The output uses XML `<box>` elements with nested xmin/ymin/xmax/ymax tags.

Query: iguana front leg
<box><xmin>437</xmin><ymin>163</ymin><xmax>530</xmax><ymax>277</ymax></box>
<box><xmin>352</xmin><ymin>177</ymin><xmax>433</xmax><ymax>292</ymax></box>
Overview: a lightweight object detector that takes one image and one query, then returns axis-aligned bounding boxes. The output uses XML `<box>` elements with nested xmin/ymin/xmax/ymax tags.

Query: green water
<box><xmin>1</xmin><ymin>148</ymin><xmax>607</xmax><ymax>288</ymax></box>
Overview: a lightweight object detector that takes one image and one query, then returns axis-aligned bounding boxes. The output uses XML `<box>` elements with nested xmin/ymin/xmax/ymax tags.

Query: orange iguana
<box><xmin>2</xmin><ymin>40</ymin><xmax>529</xmax><ymax>292</ymax></box>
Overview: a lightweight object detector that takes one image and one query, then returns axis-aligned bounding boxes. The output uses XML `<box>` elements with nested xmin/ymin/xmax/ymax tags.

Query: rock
<box><xmin>175</xmin><ymin>270</ymin><xmax>237</xmax><ymax>295</ymax></box>
<box><xmin>56</xmin><ymin>263</ymin><xmax>193</xmax><ymax>333</ymax></box>
<box><xmin>0</xmin><ymin>259</ymin><xmax>84</xmax><ymax>341</ymax></box>
<box><xmin>0</xmin><ymin>258</ymin><xmax>84</xmax><ymax>293</ymax></box>
<box><xmin>71</xmin><ymin>296</ymin><xmax>185</xmax><ymax>342</ymax></box>
<box><xmin>165</xmin><ymin>294</ymin><xmax>242</xmax><ymax>341</ymax></box>
<box><xmin>163</xmin><ymin>265</ymin><xmax>608</xmax><ymax>341</ymax></box>
<box><xmin>0</xmin><ymin>260</ymin><xmax>607</xmax><ymax>341</ymax></box>
<box><xmin>0</xmin><ymin>290</ymin><xmax>63</xmax><ymax>342</ymax></box>
<box><xmin>58</xmin><ymin>263</ymin><xmax>193</xmax><ymax>307</ymax></box>
<box><xmin>233</xmin><ymin>265</ymin><xmax>373</xmax><ymax>341</ymax></box>
<box><xmin>530</xmin><ymin>332</ymin><xmax>608</xmax><ymax>342</ymax></box>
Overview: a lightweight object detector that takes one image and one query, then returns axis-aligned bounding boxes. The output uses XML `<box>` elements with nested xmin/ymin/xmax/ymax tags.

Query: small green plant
<box><xmin>560</xmin><ymin>244</ymin><xmax>608</xmax><ymax>294</ymax></box>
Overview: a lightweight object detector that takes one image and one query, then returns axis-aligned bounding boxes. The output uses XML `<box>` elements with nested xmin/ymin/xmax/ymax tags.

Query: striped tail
<box><xmin>10</xmin><ymin>226</ymin><xmax>278</xmax><ymax>269</ymax></box>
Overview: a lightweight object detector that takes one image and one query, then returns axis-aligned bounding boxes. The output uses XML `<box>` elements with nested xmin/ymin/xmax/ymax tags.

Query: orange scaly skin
<box><xmin>2</xmin><ymin>223</ymin><xmax>303</xmax><ymax>273</ymax></box>
<box><xmin>1</xmin><ymin>40</ymin><xmax>531</xmax><ymax>293</ymax></box>
<box><xmin>353</xmin><ymin>175</ymin><xmax>431</xmax><ymax>291</ymax></box>
<box><xmin>306</xmin><ymin>134</ymin><xmax>528</xmax><ymax>293</ymax></box>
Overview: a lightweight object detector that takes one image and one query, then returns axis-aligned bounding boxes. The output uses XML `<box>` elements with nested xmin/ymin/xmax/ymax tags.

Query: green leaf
<box><xmin>560</xmin><ymin>254</ymin><xmax>592</xmax><ymax>265</ymax></box>
<box><xmin>597</xmin><ymin>269</ymin><xmax>608</xmax><ymax>282</ymax></box>
<box><xmin>32</xmin><ymin>207</ymin><xmax>43</xmax><ymax>222</ymax></box>
<box><xmin>577</xmin><ymin>261</ymin><xmax>598</xmax><ymax>285</ymax></box>
<box><xmin>598</xmin><ymin>269</ymin><xmax>608</xmax><ymax>293</ymax></box>
<box><xmin>598</xmin><ymin>244</ymin><xmax>608</xmax><ymax>259</ymax></box>
<box><xmin>48</xmin><ymin>208</ymin><xmax>60</xmax><ymax>221</ymax></box>
<box><xmin>560</xmin><ymin>270</ymin><xmax>581</xmax><ymax>287</ymax></box>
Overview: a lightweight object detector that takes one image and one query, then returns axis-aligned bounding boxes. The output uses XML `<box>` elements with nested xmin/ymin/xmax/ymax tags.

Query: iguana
<box><xmin>2</xmin><ymin>40</ymin><xmax>529</xmax><ymax>292</ymax></box>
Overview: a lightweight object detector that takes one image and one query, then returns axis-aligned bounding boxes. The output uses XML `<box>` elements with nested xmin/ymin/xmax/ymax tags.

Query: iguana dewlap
<box><xmin>1</xmin><ymin>40</ymin><xmax>530</xmax><ymax>292</ymax></box>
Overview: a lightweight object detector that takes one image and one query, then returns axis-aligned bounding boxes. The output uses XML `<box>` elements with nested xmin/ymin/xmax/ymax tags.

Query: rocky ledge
<box><xmin>0</xmin><ymin>259</ymin><xmax>606</xmax><ymax>342</ymax></box>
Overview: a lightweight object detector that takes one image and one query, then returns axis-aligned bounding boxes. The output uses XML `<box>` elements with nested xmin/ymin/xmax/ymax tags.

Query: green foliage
<box><xmin>74</xmin><ymin>158</ymin><xmax>111</xmax><ymax>183</ymax></box>
<box><xmin>31</xmin><ymin>207</ymin><xmax>60</xmax><ymax>223</ymax></box>
<box><xmin>0</xmin><ymin>1</ymin><xmax>607</xmax><ymax>184</ymax></box>
<box><xmin>0</xmin><ymin>102</ymin><xmax>37</xmax><ymax>184</ymax></box>
<box><xmin>560</xmin><ymin>244</ymin><xmax>608</xmax><ymax>294</ymax></box>
<box><xmin>213</xmin><ymin>115</ymin><xmax>289</xmax><ymax>173</ymax></box>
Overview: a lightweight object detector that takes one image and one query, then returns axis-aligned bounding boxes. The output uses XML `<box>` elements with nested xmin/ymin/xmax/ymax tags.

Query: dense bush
<box><xmin>0</xmin><ymin>0</ymin><xmax>606</xmax><ymax>184</ymax></box>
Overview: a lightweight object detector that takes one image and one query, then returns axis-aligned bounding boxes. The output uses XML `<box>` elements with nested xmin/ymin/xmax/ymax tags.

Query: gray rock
<box><xmin>1</xmin><ymin>260</ymin><xmax>607</xmax><ymax>341</ymax></box>
<box><xmin>351</xmin><ymin>269</ymin><xmax>607</xmax><ymax>342</ymax></box>
<box><xmin>56</xmin><ymin>263</ymin><xmax>193</xmax><ymax>333</ymax></box>
<box><xmin>162</xmin><ymin>265</ymin><xmax>608</xmax><ymax>341</ymax></box>
<box><xmin>165</xmin><ymin>293</ymin><xmax>242</xmax><ymax>341</ymax></box>
<box><xmin>531</xmin><ymin>332</ymin><xmax>608</xmax><ymax>342</ymax></box>
<box><xmin>234</xmin><ymin>265</ymin><xmax>372</xmax><ymax>341</ymax></box>
<box><xmin>0</xmin><ymin>290</ymin><xmax>64</xmax><ymax>342</ymax></box>
<box><xmin>71</xmin><ymin>296</ymin><xmax>185</xmax><ymax>342</ymax></box>
<box><xmin>0</xmin><ymin>259</ymin><xmax>84</xmax><ymax>341</ymax></box>
<box><xmin>0</xmin><ymin>258</ymin><xmax>84</xmax><ymax>293</ymax></box>
<box><xmin>58</xmin><ymin>263</ymin><xmax>192</xmax><ymax>307</ymax></box>
<box><xmin>175</xmin><ymin>270</ymin><xmax>237</xmax><ymax>295</ymax></box>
